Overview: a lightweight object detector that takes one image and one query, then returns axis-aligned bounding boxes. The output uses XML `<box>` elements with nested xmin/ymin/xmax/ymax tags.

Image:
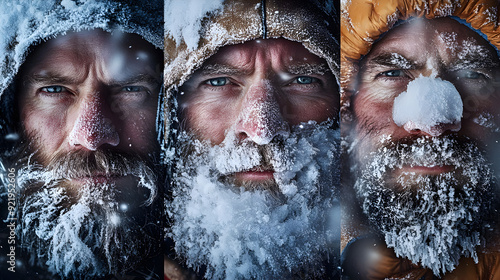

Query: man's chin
<box><xmin>385</xmin><ymin>167</ymin><xmax>472</xmax><ymax>193</ymax></box>
<box><xmin>65</xmin><ymin>174</ymin><xmax>137</xmax><ymax>190</ymax></box>
<box><xmin>234</xmin><ymin>170</ymin><xmax>275</xmax><ymax>183</ymax></box>
<box><xmin>20</xmin><ymin>181</ymin><xmax>161</xmax><ymax>278</ymax></box>
<box><xmin>17</xmin><ymin>172</ymin><xmax>160</xmax><ymax>278</ymax></box>
<box><xmin>168</xmin><ymin>171</ymin><xmax>334</xmax><ymax>279</ymax></box>
<box><xmin>70</xmin><ymin>175</ymin><xmax>125</xmax><ymax>185</ymax></box>
<box><xmin>351</xmin><ymin>135</ymin><xmax>498</xmax><ymax>275</ymax></box>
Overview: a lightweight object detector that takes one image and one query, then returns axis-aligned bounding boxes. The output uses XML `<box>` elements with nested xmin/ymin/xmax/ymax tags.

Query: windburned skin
<box><xmin>17</xmin><ymin>29</ymin><xmax>162</xmax><ymax>166</ymax></box>
<box><xmin>179</xmin><ymin>38</ymin><xmax>339</xmax><ymax>145</ymax></box>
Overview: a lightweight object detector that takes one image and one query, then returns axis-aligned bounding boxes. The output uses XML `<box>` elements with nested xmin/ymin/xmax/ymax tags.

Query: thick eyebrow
<box><xmin>286</xmin><ymin>63</ymin><xmax>330</xmax><ymax>75</ymax></box>
<box><xmin>108</xmin><ymin>74</ymin><xmax>161</xmax><ymax>87</ymax></box>
<box><xmin>449</xmin><ymin>52</ymin><xmax>500</xmax><ymax>71</ymax></box>
<box><xmin>26</xmin><ymin>73</ymin><xmax>160</xmax><ymax>87</ymax></box>
<box><xmin>199</xmin><ymin>64</ymin><xmax>251</xmax><ymax>76</ymax></box>
<box><xmin>365</xmin><ymin>53</ymin><xmax>419</xmax><ymax>70</ymax></box>
<box><xmin>27</xmin><ymin>73</ymin><xmax>80</xmax><ymax>85</ymax></box>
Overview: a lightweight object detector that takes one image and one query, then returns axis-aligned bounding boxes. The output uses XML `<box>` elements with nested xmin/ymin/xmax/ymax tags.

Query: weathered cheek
<box><xmin>22</xmin><ymin>105</ymin><xmax>67</xmax><ymax>155</ymax></box>
<box><xmin>186</xmin><ymin>102</ymin><xmax>235</xmax><ymax>144</ymax></box>
<box><xmin>293</xmin><ymin>99</ymin><xmax>336</xmax><ymax>124</ymax></box>
<box><xmin>121</xmin><ymin>110</ymin><xmax>157</xmax><ymax>152</ymax></box>
<box><xmin>353</xmin><ymin>93</ymin><xmax>394</xmax><ymax>136</ymax></box>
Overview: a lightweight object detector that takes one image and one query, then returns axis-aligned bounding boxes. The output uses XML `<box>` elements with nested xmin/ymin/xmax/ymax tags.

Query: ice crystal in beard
<box><xmin>168</xmin><ymin>120</ymin><xmax>340</xmax><ymax>279</ymax></box>
<box><xmin>353</xmin><ymin>136</ymin><xmax>495</xmax><ymax>276</ymax></box>
<box><xmin>17</xmin><ymin>150</ymin><xmax>160</xmax><ymax>279</ymax></box>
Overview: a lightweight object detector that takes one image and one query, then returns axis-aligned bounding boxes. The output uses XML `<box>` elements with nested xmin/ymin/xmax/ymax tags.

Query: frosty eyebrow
<box><xmin>367</xmin><ymin>53</ymin><xmax>419</xmax><ymax>70</ymax></box>
<box><xmin>199</xmin><ymin>64</ymin><xmax>251</xmax><ymax>76</ymax></box>
<box><xmin>449</xmin><ymin>53</ymin><xmax>500</xmax><ymax>71</ymax></box>
<box><xmin>286</xmin><ymin>63</ymin><xmax>330</xmax><ymax>75</ymax></box>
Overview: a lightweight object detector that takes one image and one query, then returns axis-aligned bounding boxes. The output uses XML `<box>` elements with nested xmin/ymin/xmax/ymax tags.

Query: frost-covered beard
<box><xmin>17</xmin><ymin>148</ymin><xmax>160</xmax><ymax>279</ymax></box>
<box><xmin>352</xmin><ymin>135</ymin><xmax>495</xmax><ymax>275</ymax></box>
<box><xmin>168</xmin><ymin>120</ymin><xmax>340</xmax><ymax>279</ymax></box>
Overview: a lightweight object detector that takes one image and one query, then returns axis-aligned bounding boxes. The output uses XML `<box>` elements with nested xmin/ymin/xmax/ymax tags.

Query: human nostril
<box><xmin>236</xmin><ymin>131</ymin><xmax>248</xmax><ymax>141</ymax></box>
<box><xmin>403</xmin><ymin>120</ymin><xmax>461</xmax><ymax>137</ymax></box>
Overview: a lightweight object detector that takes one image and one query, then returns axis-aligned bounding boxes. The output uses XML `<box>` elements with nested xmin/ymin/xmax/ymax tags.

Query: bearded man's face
<box><xmin>15</xmin><ymin>29</ymin><xmax>163</xmax><ymax>278</ymax></box>
<box><xmin>350</xmin><ymin>17</ymin><xmax>500</xmax><ymax>275</ymax></box>
<box><xmin>168</xmin><ymin>38</ymin><xmax>341</xmax><ymax>278</ymax></box>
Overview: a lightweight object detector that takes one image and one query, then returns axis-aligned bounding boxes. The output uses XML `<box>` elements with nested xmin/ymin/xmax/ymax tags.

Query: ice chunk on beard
<box><xmin>353</xmin><ymin>135</ymin><xmax>495</xmax><ymax>276</ymax></box>
<box><xmin>16</xmin><ymin>148</ymin><xmax>160</xmax><ymax>279</ymax></box>
<box><xmin>168</xmin><ymin>120</ymin><xmax>340</xmax><ymax>279</ymax></box>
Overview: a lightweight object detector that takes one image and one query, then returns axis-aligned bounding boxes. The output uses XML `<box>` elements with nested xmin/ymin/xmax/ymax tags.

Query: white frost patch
<box><xmin>457</xmin><ymin>38</ymin><xmax>492</xmax><ymax>62</ymax></box>
<box><xmin>439</xmin><ymin>32</ymin><xmax>492</xmax><ymax>68</ymax></box>
<box><xmin>60</xmin><ymin>0</ymin><xmax>77</xmax><ymax>10</ymax></box>
<box><xmin>68</xmin><ymin>100</ymin><xmax>120</xmax><ymax>150</ymax></box>
<box><xmin>234</xmin><ymin>80</ymin><xmax>290</xmax><ymax>145</ymax></box>
<box><xmin>393</xmin><ymin>76</ymin><xmax>463</xmax><ymax>136</ymax></box>
<box><xmin>438</xmin><ymin>31</ymin><xmax>458</xmax><ymax>54</ymax></box>
<box><xmin>165</xmin><ymin>0</ymin><xmax>225</xmax><ymax>50</ymax></box>
<box><xmin>473</xmin><ymin>112</ymin><xmax>500</xmax><ymax>132</ymax></box>
<box><xmin>391</xmin><ymin>53</ymin><xmax>412</xmax><ymax>69</ymax></box>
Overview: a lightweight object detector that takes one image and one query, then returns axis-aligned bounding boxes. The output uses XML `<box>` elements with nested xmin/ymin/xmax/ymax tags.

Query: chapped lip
<box><xmin>398</xmin><ymin>164</ymin><xmax>455</xmax><ymax>175</ymax></box>
<box><xmin>234</xmin><ymin>166</ymin><xmax>275</xmax><ymax>181</ymax></box>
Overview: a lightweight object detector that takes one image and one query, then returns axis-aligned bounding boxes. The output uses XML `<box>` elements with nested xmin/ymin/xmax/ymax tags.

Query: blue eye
<box><xmin>206</xmin><ymin>77</ymin><xmax>228</xmax><ymax>86</ymax></box>
<box><xmin>123</xmin><ymin>86</ymin><xmax>144</xmax><ymax>92</ymax></box>
<box><xmin>463</xmin><ymin>71</ymin><xmax>486</xmax><ymax>79</ymax></box>
<box><xmin>295</xmin><ymin>76</ymin><xmax>318</xmax><ymax>84</ymax></box>
<box><xmin>380</xmin><ymin>70</ymin><xmax>404</xmax><ymax>77</ymax></box>
<box><xmin>40</xmin><ymin>86</ymin><xmax>65</xmax><ymax>93</ymax></box>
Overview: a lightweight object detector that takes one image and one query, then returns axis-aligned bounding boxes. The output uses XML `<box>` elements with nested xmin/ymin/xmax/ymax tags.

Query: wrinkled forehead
<box><xmin>20</xmin><ymin>29</ymin><xmax>162</xmax><ymax>81</ymax></box>
<box><xmin>200</xmin><ymin>38</ymin><xmax>329</xmax><ymax>71</ymax></box>
<box><xmin>363</xmin><ymin>17</ymin><xmax>499</xmax><ymax>67</ymax></box>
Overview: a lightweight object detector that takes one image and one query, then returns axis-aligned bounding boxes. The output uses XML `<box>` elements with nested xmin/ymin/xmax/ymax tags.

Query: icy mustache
<box><xmin>375</xmin><ymin>135</ymin><xmax>485</xmax><ymax>168</ymax></box>
<box><xmin>207</xmin><ymin>136</ymin><xmax>280</xmax><ymax>175</ymax></box>
<box><xmin>202</xmin><ymin>121</ymin><xmax>328</xmax><ymax>175</ymax></box>
<box><xmin>20</xmin><ymin>149</ymin><xmax>153</xmax><ymax>184</ymax></box>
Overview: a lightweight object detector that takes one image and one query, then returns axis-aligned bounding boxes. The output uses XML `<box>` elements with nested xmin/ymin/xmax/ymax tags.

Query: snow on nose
<box><xmin>393</xmin><ymin>76</ymin><xmax>463</xmax><ymax>136</ymax></box>
<box><xmin>68</xmin><ymin>97</ymin><xmax>120</xmax><ymax>150</ymax></box>
<box><xmin>235</xmin><ymin>81</ymin><xmax>290</xmax><ymax>145</ymax></box>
